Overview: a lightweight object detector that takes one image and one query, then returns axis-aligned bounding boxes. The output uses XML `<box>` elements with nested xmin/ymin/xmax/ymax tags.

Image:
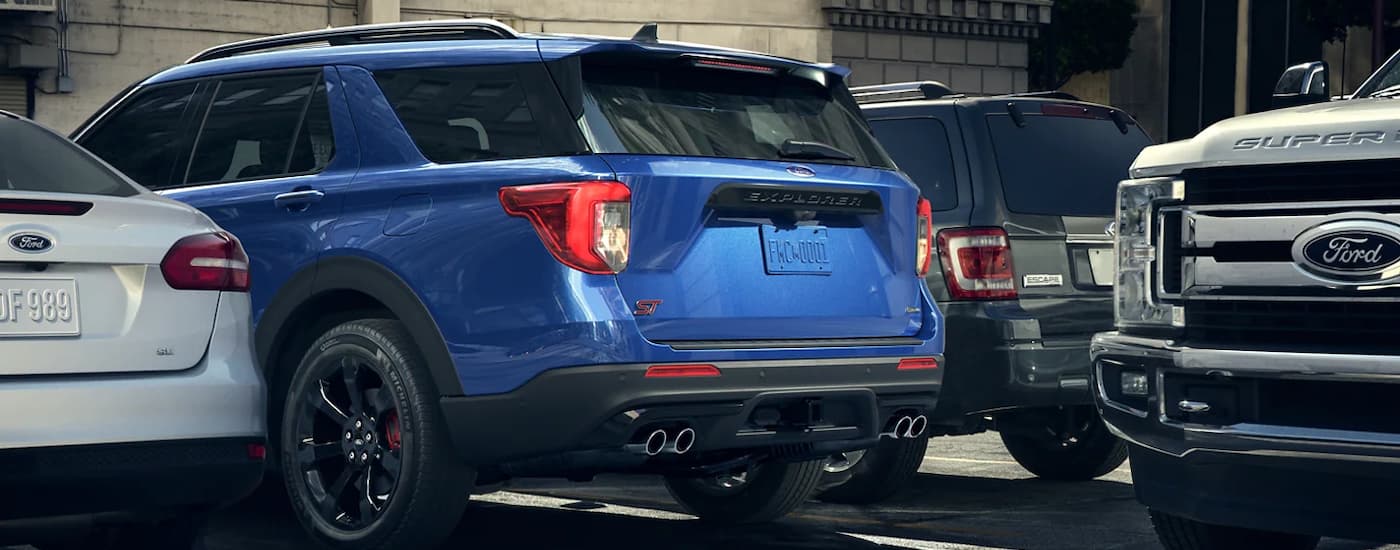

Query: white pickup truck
<box><xmin>1093</xmin><ymin>56</ymin><xmax>1400</xmax><ymax>550</ymax></box>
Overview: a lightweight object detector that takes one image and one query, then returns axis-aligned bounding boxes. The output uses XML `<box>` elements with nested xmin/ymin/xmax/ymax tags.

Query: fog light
<box><xmin>1121</xmin><ymin>371</ymin><xmax>1149</xmax><ymax>396</ymax></box>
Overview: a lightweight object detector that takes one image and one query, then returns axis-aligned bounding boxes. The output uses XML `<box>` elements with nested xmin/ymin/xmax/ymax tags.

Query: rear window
<box><xmin>374</xmin><ymin>64</ymin><xmax>585</xmax><ymax>164</ymax></box>
<box><xmin>869</xmin><ymin>118</ymin><xmax>958</xmax><ymax>210</ymax></box>
<box><xmin>986</xmin><ymin>107</ymin><xmax>1151</xmax><ymax>217</ymax></box>
<box><xmin>581</xmin><ymin>59</ymin><xmax>893</xmax><ymax>169</ymax></box>
<box><xmin>0</xmin><ymin>116</ymin><xmax>136</xmax><ymax>197</ymax></box>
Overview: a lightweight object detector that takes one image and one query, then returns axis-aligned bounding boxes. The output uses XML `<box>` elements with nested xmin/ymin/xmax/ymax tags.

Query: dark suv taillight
<box><xmin>161</xmin><ymin>232</ymin><xmax>251</xmax><ymax>292</ymax></box>
<box><xmin>937</xmin><ymin>227</ymin><xmax>1016</xmax><ymax>300</ymax></box>
<box><xmin>499</xmin><ymin>181</ymin><xmax>631</xmax><ymax>274</ymax></box>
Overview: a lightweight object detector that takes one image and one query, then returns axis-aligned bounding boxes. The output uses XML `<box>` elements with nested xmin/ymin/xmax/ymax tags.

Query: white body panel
<box><xmin>1132</xmin><ymin>98</ymin><xmax>1400</xmax><ymax>178</ymax></box>
<box><xmin>0</xmin><ymin>190</ymin><xmax>222</xmax><ymax>374</ymax></box>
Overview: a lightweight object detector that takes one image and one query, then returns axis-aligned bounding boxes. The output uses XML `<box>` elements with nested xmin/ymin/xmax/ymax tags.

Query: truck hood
<box><xmin>1132</xmin><ymin>98</ymin><xmax>1400</xmax><ymax>177</ymax></box>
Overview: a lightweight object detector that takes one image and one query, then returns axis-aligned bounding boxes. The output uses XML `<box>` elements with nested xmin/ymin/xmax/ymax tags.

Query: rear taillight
<box><xmin>937</xmin><ymin>227</ymin><xmax>1016</xmax><ymax>300</ymax></box>
<box><xmin>161</xmin><ymin>232</ymin><xmax>250</xmax><ymax>292</ymax></box>
<box><xmin>499</xmin><ymin>181</ymin><xmax>631</xmax><ymax>275</ymax></box>
<box><xmin>916</xmin><ymin>198</ymin><xmax>933</xmax><ymax>277</ymax></box>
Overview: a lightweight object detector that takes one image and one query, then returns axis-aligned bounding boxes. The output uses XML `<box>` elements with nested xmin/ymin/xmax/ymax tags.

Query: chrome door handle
<box><xmin>1177</xmin><ymin>400</ymin><xmax>1211</xmax><ymax>413</ymax></box>
<box><xmin>273</xmin><ymin>189</ymin><xmax>325</xmax><ymax>209</ymax></box>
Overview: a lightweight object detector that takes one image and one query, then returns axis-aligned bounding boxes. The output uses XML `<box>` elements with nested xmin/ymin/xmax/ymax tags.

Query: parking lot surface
<box><xmin>166</xmin><ymin>432</ymin><xmax>1388</xmax><ymax>550</ymax></box>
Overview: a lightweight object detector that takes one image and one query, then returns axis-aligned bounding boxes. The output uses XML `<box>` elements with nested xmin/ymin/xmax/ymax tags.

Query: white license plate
<box><xmin>0</xmin><ymin>278</ymin><xmax>80</xmax><ymax>337</ymax></box>
<box><xmin>1088</xmin><ymin>248</ymin><xmax>1115</xmax><ymax>287</ymax></box>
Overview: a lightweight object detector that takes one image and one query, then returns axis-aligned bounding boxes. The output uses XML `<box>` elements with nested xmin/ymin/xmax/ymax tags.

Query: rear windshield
<box><xmin>581</xmin><ymin>59</ymin><xmax>894</xmax><ymax>169</ymax></box>
<box><xmin>986</xmin><ymin>109</ymin><xmax>1151</xmax><ymax>217</ymax></box>
<box><xmin>0</xmin><ymin>116</ymin><xmax>136</xmax><ymax>197</ymax></box>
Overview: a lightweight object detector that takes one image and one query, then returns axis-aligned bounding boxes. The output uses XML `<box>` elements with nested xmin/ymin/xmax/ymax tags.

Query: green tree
<box><xmin>1029</xmin><ymin>0</ymin><xmax>1140</xmax><ymax>90</ymax></box>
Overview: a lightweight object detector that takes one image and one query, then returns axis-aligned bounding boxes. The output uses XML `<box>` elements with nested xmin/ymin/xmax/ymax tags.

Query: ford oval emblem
<box><xmin>1292</xmin><ymin>220</ymin><xmax>1400</xmax><ymax>282</ymax></box>
<box><xmin>786</xmin><ymin>165</ymin><xmax>816</xmax><ymax>178</ymax></box>
<box><xmin>8</xmin><ymin>233</ymin><xmax>52</xmax><ymax>254</ymax></box>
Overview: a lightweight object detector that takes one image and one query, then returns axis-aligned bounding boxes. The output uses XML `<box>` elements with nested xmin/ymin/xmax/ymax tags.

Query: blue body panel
<box><xmin>138</xmin><ymin>36</ymin><xmax>944</xmax><ymax>397</ymax></box>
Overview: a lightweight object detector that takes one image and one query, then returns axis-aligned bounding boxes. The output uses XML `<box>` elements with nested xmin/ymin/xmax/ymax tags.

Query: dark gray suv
<box><xmin>818</xmin><ymin>82</ymin><xmax>1152</xmax><ymax>503</ymax></box>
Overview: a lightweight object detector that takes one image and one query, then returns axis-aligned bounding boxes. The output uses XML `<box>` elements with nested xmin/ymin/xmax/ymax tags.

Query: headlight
<box><xmin>1115</xmin><ymin>178</ymin><xmax>1184</xmax><ymax>329</ymax></box>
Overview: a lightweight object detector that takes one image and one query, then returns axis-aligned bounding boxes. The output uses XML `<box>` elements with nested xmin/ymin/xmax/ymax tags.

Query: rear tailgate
<box><xmin>0</xmin><ymin>192</ymin><xmax>222</xmax><ymax>376</ymax></box>
<box><xmin>569</xmin><ymin>48</ymin><xmax>926</xmax><ymax>343</ymax></box>
<box><xmin>610</xmin><ymin>157</ymin><xmax>924</xmax><ymax>342</ymax></box>
<box><xmin>983</xmin><ymin>101</ymin><xmax>1151</xmax><ymax>335</ymax></box>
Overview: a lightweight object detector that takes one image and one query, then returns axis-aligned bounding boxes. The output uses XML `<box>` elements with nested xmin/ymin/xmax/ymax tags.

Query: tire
<box><xmin>1150</xmin><ymin>509</ymin><xmax>1320</xmax><ymax>550</ymax></box>
<box><xmin>816</xmin><ymin>435</ymin><xmax>929</xmax><ymax>505</ymax></box>
<box><xmin>37</xmin><ymin>515</ymin><xmax>205</xmax><ymax>550</ymax></box>
<box><xmin>998</xmin><ymin>406</ymin><xmax>1127</xmax><ymax>481</ymax></box>
<box><xmin>281</xmin><ymin>319</ymin><xmax>475</xmax><ymax>550</ymax></box>
<box><xmin>665</xmin><ymin>459</ymin><xmax>825</xmax><ymax>524</ymax></box>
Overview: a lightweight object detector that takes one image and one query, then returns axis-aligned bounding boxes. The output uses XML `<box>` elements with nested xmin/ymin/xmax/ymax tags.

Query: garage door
<box><xmin>0</xmin><ymin>75</ymin><xmax>29</xmax><ymax>117</ymax></box>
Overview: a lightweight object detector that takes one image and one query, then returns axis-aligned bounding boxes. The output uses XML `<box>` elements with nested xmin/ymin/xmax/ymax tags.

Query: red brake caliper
<box><xmin>384</xmin><ymin>410</ymin><xmax>402</xmax><ymax>450</ymax></box>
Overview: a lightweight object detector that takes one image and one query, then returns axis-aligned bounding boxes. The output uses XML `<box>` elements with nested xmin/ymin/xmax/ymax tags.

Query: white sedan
<box><xmin>0</xmin><ymin>112</ymin><xmax>264</xmax><ymax>550</ymax></box>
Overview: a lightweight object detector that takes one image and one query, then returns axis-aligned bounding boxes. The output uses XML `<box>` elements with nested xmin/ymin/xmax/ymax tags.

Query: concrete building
<box><xmin>0</xmin><ymin>0</ymin><xmax>1050</xmax><ymax>133</ymax></box>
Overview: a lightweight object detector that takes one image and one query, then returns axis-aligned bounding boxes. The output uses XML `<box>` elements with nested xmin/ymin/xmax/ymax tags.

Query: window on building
<box><xmin>185</xmin><ymin>72</ymin><xmax>334</xmax><ymax>186</ymax></box>
<box><xmin>869</xmin><ymin>117</ymin><xmax>959</xmax><ymax>210</ymax></box>
<box><xmin>79</xmin><ymin>82</ymin><xmax>197</xmax><ymax>190</ymax></box>
<box><xmin>0</xmin><ymin>75</ymin><xmax>29</xmax><ymax>118</ymax></box>
<box><xmin>373</xmin><ymin>64</ymin><xmax>583</xmax><ymax>164</ymax></box>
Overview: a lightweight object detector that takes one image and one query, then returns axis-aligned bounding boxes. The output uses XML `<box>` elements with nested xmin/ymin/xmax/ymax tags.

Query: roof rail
<box><xmin>186</xmin><ymin>19</ymin><xmax>520</xmax><ymax>64</ymax></box>
<box><xmin>850</xmin><ymin>81</ymin><xmax>955</xmax><ymax>104</ymax></box>
<box><xmin>997</xmin><ymin>90</ymin><xmax>1082</xmax><ymax>101</ymax></box>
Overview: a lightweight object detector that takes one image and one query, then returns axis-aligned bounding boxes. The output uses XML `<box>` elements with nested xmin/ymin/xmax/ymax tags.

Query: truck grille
<box><xmin>1183</xmin><ymin>159</ymin><xmax>1400</xmax><ymax>205</ymax></box>
<box><xmin>1184</xmin><ymin>300</ymin><xmax>1400</xmax><ymax>354</ymax></box>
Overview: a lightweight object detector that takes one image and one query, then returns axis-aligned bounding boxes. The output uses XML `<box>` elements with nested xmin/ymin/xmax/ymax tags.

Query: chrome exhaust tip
<box><xmin>673</xmin><ymin>427</ymin><xmax>696</xmax><ymax>455</ymax></box>
<box><xmin>906</xmin><ymin>415</ymin><xmax>928</xmax><ymax>438</ymax></box>
<box><xmin>892</xmin><ymin>415</ymin><xmax>913</xmax><ymax>439</ymax></box>
<box><xmin>644</xmin><ymin>429</ymin><xmax>667</xmax><ymax>456</ymax></box>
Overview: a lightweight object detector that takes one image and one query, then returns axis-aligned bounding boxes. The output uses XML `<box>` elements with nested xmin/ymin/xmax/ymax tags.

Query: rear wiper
<box><xmin>1370</xmin><ymin>84</ymin><xmax>1400</xmax><ymax>98</ymax></box>
<box><xmin>779</xmin><ymin>139</ymin><xmax>856</xmax><ymax>161</ymax></box>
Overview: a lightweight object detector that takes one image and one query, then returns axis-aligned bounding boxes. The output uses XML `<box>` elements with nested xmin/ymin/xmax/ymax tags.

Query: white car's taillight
<box><xmin>1115</xmin><ymin>177</ymin><xmax>1184</xmax><ymax>328</ymax></box>
<box><xmin>937</xmin><ymin>227</ymin><xmax>1016</xmax><ymax>300</ymax></box>
<box><xmin>499</xmin><ymin>180</ymin><xmax>632</xmax><ymax>274</ymax></box>
<box><xmin>161</xmin><ymin>231</ymin><xmax>250</xmax><ymax>292</ymax></box>
<box><xmin>916</xmin><ymin>197</ymin><xmax>933</xmax><ymax>276</ymax></box>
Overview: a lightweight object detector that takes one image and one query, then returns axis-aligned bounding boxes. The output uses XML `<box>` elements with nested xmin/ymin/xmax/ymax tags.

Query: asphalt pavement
<box><xmin>184</xmin><ymin>432</ymin><xmax>1397</xmax><ymax>550</ymax></box>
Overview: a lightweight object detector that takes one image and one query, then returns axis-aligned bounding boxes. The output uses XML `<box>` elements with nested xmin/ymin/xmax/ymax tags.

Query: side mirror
<box><xmin>1272</xmin><ymin>61</ymin><xmax>1330</xmax><ymax>109</ymax></box>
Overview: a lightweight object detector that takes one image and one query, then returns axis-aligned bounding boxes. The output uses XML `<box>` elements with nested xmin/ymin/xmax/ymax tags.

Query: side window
<box><xmin>373</xmin><ymin>64</ymin><xmax>583</xmax><ymax>164</ymax></box>
<box><xmin>869</xmin><ymin>118</ymin><xmax>959</xmax><ymax>211</ymax></box>
<box><xmin>79</xmin><ymin>83</ymin><xmax>197</xmax><ymax>190</ymax></box>
<box><xmin>185</xmin><ymin>72</ymin><xmax>333</xmax><ymax>186</ymax></box>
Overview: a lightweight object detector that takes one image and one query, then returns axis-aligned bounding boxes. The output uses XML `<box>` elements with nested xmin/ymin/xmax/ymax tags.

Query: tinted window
<box><xmin>869</xmin><ymin>118</ymin><xmax>958</xmax><ymax>210</ymax></box>
<box><xmin>581</xmin><ymin>59</ymin><xmax>893</xmax><ymax>168</ymax></box>
<box><xmin>80</xmin><ymin>83</ymin><xmax>196</xmax><ymax>189</ymax></box>
<box><xmin>0</xmin><ymin>117</ymin><xmax>136</xmax><ymax>197</ymax></box>
<box><xmin>374</xmin><ymin>64</ymin><xmax>583</xmax><ymax>164</ymax></box>
<box><xmin>986</xmin><ymin>111</ymin><xmax>1152</xmax><ymax>217</ymax></box>
<box><xmin>186</xmin><ymin>72</ymin><xmax>333</xmax><ymax>186</ymax></box>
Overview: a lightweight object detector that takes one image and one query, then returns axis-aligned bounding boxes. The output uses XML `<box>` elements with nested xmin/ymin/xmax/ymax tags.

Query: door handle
<box><xmin>274</xmin><ymin>189</ymin><xmax>325</xmax><ymax>210</ymax></box>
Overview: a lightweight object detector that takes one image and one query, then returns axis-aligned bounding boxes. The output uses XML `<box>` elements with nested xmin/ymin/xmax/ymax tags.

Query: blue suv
<box><xmin>74</xmin><ymin>20</ymin><xmax>944</xmax><ymax>549</ymax></box>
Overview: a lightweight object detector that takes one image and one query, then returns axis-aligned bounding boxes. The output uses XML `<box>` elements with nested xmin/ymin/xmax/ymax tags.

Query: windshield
<box><xmin>986</xmin><ymin>108</ymin><xmax>1152</xmax><ymax>217</ymax></box>
<box><xmin>0</xmin><ymin>116</ymin><xmax>137</xmax><ymax>197</ymax></box>
<box><xmin>580</xmin><ymin>58</ymin><xmax>893</xmax><ymax>168</ymax></box>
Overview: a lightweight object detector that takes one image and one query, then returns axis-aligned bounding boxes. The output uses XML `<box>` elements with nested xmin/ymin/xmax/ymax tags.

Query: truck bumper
<box><xmin>1092</xmin><ymin>332</ymin><xmax>1400</xmax><ymax>541</ymax></box>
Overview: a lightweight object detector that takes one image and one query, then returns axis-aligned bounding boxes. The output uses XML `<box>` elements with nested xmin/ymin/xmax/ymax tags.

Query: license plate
<box><xmin>761</xmin><ymin>225</ymin><xmax>832</xmax><ymax>275</ymax></box>
<box><xmin>1088</xmin><ymin>248</ymin><xmax>1115</xmax><ymax>287</ymax></box>
<box><xmin>0</xmin><ymin>278</ymin><xmax>80</xmax><ymax>337</ymax></box>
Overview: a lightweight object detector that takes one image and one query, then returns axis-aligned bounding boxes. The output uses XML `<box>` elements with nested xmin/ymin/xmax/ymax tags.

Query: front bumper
<box><xmin>442</xmin><ymin>355</ymin><xmax>941</xmax><ymax>466</ymax></box>
<box><xmin>1092</xmin><ymin>332</ymin><xmax>1400</xmax><ymax>541</ymax></box>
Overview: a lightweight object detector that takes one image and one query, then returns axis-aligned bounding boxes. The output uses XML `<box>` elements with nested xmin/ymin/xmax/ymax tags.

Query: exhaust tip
<box><xmin>644</xmin><ymin>429</ymin><xmax>667</xmax><ymax>456</ymax></box>
<box><xmin>907</xmin><ymin>415</ymin><xmax>928</xmax><ymax>438</ymax></box>
<box><xmin>674</xmin><ymin>428</ymin><xmax>696</xmax><ymax>454</ymax></box>
<box><xmin>893</xmin><ymin>416</ymin><xmax>913</xmax><ymax>439</ymax></box>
